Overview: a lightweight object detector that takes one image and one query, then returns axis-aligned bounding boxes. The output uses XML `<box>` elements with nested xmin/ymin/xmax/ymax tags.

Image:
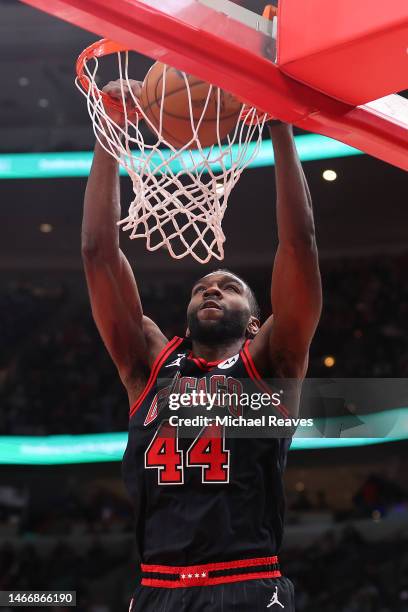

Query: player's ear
<box><xmin>185</xmin><ymin>327</ymin><xmax>191</xmax><ymax>338</ymax></box>
<box><xmin>246</xmin><ymin>316</ymin><xmax>260</xmax><ymax>338</ymax></box>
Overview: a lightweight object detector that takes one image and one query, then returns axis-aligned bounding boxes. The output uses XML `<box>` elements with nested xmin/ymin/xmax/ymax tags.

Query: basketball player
<box><xmin>81</xmin><ymin>80</ymin><xmax>322</xmax><ymax>611</ymax></box>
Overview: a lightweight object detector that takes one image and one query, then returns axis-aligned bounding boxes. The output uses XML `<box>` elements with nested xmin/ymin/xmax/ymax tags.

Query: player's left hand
<box><xmin>102</xmin><ymin>79</ymin><xmax>143</xmax><ymax>127</ymax></box>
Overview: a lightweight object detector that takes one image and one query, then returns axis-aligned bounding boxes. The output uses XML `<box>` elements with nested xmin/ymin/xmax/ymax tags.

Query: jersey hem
<box><xmin>141</xmin><ymin>555</ymin><xmax>281</xmax><ymax>588</ymax></box>
<box><xmin>141</xmin><ymin>571</ymin><xmax>282</xmax><ymax>588</ymax></box>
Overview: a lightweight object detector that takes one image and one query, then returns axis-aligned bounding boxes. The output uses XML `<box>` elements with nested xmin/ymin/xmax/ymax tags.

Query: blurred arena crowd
<box><xmin>0</xmin><ymin>522</ymin><xmax>407</xmax><ymax>612</ymax></box>
<box><xmin>0</xmin><ymin>463</ymin><xmax>407</xmax><ymax>611</ymax></box>
<box><xmin>1</xmin><ymin>252</ymin><xmax>408</xmax><ymax>611</ymax></box>
<box><xmin>1</xmin><ymin>252</ymin><xmax>408</xmax><ymax>436</ymax></box>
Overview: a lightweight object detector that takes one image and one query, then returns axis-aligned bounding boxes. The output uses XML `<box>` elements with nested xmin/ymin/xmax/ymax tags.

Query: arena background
<box><xmin>1</xmin><ymin>1</ymin><xmax>408</xmax><ymax>611</ymax></box>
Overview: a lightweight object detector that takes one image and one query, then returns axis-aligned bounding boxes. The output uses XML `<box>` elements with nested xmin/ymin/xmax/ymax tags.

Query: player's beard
<box><xmin>187</xmin><ymin>307</ymin><xmax>249</xmax><ymax>345</ymax></box>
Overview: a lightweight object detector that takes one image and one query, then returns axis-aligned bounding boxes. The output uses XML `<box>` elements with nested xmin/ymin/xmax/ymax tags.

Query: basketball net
<box><xmin>76</xmin><ymin>41</ymin><xmax>267</xmax><ymax>263</ymax></box>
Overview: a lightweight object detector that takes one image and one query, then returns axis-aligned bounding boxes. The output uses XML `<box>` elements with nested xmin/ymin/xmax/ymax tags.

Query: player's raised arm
<box><xmin>81</xmin><ymin>80</ymin><xmax>167</xmax><ymax>388</ymax></box>
<box><xmin>251</xmin><ymin>123</ymin><xmax>322</xmax><ymax>379</ymax></box>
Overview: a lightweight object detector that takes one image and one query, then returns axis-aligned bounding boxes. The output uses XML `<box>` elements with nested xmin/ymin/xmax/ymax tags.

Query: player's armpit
<box><xmin>248</xmin><ymin>242</ymin><xmax>321</xmax><ymax>379</ymax></box>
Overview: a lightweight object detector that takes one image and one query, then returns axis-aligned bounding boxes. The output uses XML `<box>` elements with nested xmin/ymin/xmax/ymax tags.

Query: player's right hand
<box><xmin>102</xmin><ymin>79</ymin><xmax>142</xmax><ymax>127</ymax></box>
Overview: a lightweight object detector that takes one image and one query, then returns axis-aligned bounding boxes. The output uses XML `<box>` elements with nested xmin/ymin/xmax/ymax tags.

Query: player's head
<box><xmin>186</xmin><ymin>269</ymin><xmax>260</xmax><ymax>345</ymax></box>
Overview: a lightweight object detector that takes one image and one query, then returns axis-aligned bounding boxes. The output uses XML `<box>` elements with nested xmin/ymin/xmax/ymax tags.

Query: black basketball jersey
<box><xmin>122</xmin><ymin>336</ymin><xmax>292</xmax><ymax>566</ymax></box>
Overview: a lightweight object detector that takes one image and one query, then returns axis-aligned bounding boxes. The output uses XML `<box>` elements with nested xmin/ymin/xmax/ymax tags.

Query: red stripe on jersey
<box><xmin>241</xmin><ymin>342</ymin><xmax>290</xmax><ymax>418</ymax></box>
<box><xmin>129</xmin><ymin>336</ymin><xmax>184</xmax><ymax>419</ymax></box>
<box><xmin>141</xmin><ymin>555</ymin><xmax>281</xmax><ymax>588</ymax></box>
<box><xmin>188</xmin><ymin>354</ymin><xmax>207</xmax><ymax>371</ymax></box>
<box><xmin>188</xmin><ymin>352</ymin><xmax>224</xmax><ymax>371</ymax></box>
<box><xmin>141</xmin><ymin>555</ymin><xmax>279</xmax><ymax>574</ymax></box>
<box><xmin>141</xmin><ymin>570</ymin><xmax>282</xmax><ymax>588</ymax></box>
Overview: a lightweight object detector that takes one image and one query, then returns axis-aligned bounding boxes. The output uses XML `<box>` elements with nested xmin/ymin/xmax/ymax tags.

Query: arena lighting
<box><xmin>323</xmin><ymin>169</ymin><xmax>337</xmax><ymax>181</ymax></box>
<box><xmin>38</xmin><ymin>98</ymin><xmax>49</xmax><ymax>108</ymax></box>
<box><xmin>0</xmin><ymin>134</ymin><xmax>363</xmax><ymax>180</ymax></box>
<box><xmin>39</xmin><ymin>223</ymin><xmax>53</xmax><ymax>233</ymax></box>
<box><xmin>0</xmin><ymin>408</ymin><xmax>407</xmax><ymax>465</ymax></box>
<box><xmin>215</xmin><ymin>182</ymin><xmax>225</xmax><ymax>196</ymax></box>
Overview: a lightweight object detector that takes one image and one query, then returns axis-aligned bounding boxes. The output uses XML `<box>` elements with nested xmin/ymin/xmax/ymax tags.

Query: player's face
<box><xmin>187</xmin><ymin>272</ymin><xmax>252</xmax><ymax>344</ymax></box>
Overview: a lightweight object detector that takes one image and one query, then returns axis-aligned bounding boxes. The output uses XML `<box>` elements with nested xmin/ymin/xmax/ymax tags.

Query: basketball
<box><xmin>140</xmin><ymin>61</ymin><xmax>243</xmax><ymax>148</ymax></box>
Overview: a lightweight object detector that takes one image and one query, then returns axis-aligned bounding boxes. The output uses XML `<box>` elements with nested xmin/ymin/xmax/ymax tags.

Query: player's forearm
<box><xmin>82</xmin><ymin>141</ymin><xmax>121</xmax><ymax>259</ymax></box>
<box><xmin>270</xmin><ymin>124</ymin><xmax>316</xmax><ymax>248</ymax></box>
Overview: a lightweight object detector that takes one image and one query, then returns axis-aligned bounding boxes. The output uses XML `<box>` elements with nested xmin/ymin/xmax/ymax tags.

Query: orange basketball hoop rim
<box><xmin>76</xmin><ymin>39</ymin><xmax>134</xmax><ymax>115</ymax></box>
<box><xmin>76</xmin><ymin>38</ymin><xmax>271</xmax><ymax>126</ymax></box>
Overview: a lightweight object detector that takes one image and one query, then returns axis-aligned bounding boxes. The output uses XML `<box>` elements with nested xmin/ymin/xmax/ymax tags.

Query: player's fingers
<box><xmin>102</xmin><ymin>80</ymin><xmax>131</xmax><ymax>99</ymax></box>
<box><xmin>114</xmin><ymin>87</ymin><xmax>139</xmax><ymax>108</ymax></box>
<box><xmin>129</xmin><ymin>88</ymin><xmax>142</xmax><ymax>104</ymax></box>
<box><xmin>128</xmin><ymin>80</ymin><xmax>143</xmax><ymax>98</ymax></box>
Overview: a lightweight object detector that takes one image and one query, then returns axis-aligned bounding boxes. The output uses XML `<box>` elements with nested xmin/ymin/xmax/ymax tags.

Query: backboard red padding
<box><xmin>278</xmin><ymin>0</ymin><xmax>408</xmax><ymax>105</ymax></box>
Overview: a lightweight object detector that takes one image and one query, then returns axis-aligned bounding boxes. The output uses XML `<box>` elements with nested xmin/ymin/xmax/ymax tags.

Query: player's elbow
<box><xmin>81</xmin><ymin>239</ymin><xmax>98</xmax><ymax>261</ymax></box>
<box><xmin>81</xmin><ymin>243</ymin><xmax>106</xmax><ymax>268</ymax></box>
<box><xmin>281</xmin><ymin>231</ymin><xmax>317</xmax><ymax>255</ymax></box>
<box><xmin>299</xmin><ymin>231</ymin><xmax>317</xmax><ymax>253</ymax></box>
<box><xmin>81</xmin><ymin>234</ymin><xmax>116</xmax><ymax>263</ymax></box>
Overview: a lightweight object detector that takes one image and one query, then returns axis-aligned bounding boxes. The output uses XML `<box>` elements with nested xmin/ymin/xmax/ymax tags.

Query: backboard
<box><xmin>20</xmin><ymin>0</ymin><xmax>408</xmax><ymax>170</ymax></box>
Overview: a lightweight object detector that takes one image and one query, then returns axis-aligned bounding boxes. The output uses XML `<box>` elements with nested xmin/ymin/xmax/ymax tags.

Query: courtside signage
<box><xmin>0</xmin><ymin>407</ymin><xmax>407</xmax><ymax>464</ymax></box>
<box><xmin>0</xmin><ymin>135</ymin><xmax>362</xmax><ymax>180</ymax></box>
